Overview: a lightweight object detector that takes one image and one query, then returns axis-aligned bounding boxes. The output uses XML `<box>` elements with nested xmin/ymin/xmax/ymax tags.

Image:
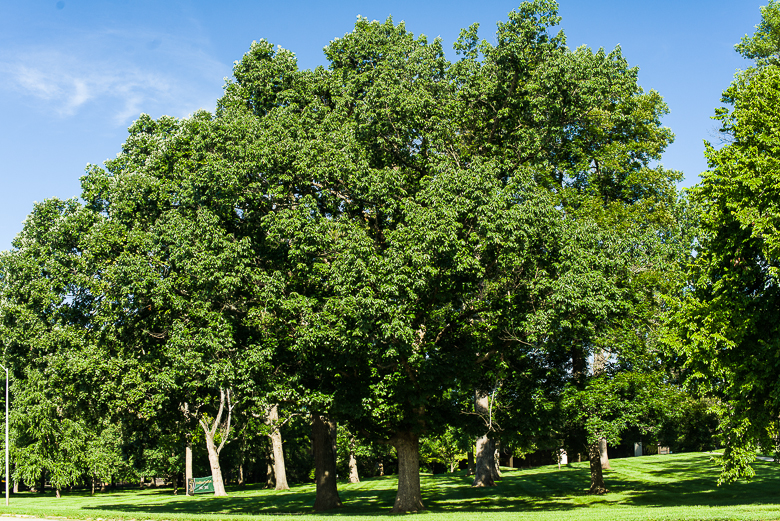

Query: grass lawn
<box><xmin>2</xmin><ymin>452</ymin><xmax>779</xmax><ymax>520</ymax></box>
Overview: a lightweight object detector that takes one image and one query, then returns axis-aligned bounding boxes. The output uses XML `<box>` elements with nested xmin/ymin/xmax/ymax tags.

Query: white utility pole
<box><xmin>1</xmin><ymin>365</ymin><xmax>7</xmax><ymax>506</ymax></box>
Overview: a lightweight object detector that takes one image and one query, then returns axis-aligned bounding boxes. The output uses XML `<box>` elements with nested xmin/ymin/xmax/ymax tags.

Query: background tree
<box><xmin>674</xmin><ymin>0</ymin><xmax>780</xmax><ymax>483</ymax></box>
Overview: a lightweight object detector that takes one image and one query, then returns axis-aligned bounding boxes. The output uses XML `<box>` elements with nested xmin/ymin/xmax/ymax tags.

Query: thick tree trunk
<box><xmin>588</xmin><ymin>441</ymin><xmax>608</xmax><ymax>494</ymax></box>
<box><xmin>13</xmin><ymin>480</ymin><xmax>18</xmax><ymax>494</ymax></box>
<box><xmin>312</xmin><ymin>413</ymin><xmax>342</xmax><ymax>511</ymax></box>
<box><xmin>473</xmin><ymin>389</ymin><xmax>497</xmax><ymax>486</ymax></box>
<box><xmin>348</xmin><ymin>436</ymin><xmax>360</xmax><ymax>483</ymax></box>
<box><xmin>473</xmin><ymin>433</ymin><xmax>496</xmax><ymax>486</ymax></box>
<box><xmin>39</xmin><ymin>470</ymin><xmax>46</xmax><ymax>494</ymax></box>
<box><xmin>599</xmin><ymin>438</ymin><xmax>610</xmax><ymax>470</ymax></box>
<box><xmin>203</xmin><ymin>429</ymin><xmax>228</xmax><ymax>496</ymax></box>
<box><xmin>185</xmin><ymin>439</ymin><xmax>193</xmax><ymax>495</ymax></box>
<box><xmin>267</xmin><ymin>405</ymin><xmax>289</xmax><ymax>490</ymax></box>
<box><xmin>390</xmin><ymin>431</ymin><xmax>424</xmax><ymax>513</ymax></box>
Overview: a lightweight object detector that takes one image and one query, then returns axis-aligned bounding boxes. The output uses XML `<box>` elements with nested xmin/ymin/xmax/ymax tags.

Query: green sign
<box><xmin>187</xmin><ymin>476</ymin><xmax>214</xmax><ymax>495</ymax></box>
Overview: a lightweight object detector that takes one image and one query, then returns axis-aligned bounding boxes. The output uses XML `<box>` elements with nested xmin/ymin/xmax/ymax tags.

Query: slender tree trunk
<box><xmin>55</xmin><ymin>487</ymin><xmax>61</xmax><ymax>499</ymax></box>
<box><xmin>265</xmin><ymin>454</ymin><xmax>274</xmax><ymax>488</ymax></box>
<box><xmin>330</xmin><ymin>421</ymin><xmax>338</xmax><ymax>465</ymax></box>
<box><xmin>39</xmin><ymin>470</ymin><xmax>45</xmax><ymax>494</ymax></box>
<box><xmin>467</xmin><ymin>451</ymin><xmax>475</xmax><ymax>475</ymax></box>
<box><xmin>266</xmin><ymin>405</ymin><xmax>289</xmax><ymax>490</ymax></box>
<box><xmin>238</xmin><ymin>463</ymin><xmax>244</xmax><ymax>486</ymax></box>
<box><xmin>312</xmin><ymin>413</ymin><xmax>342</xmax><ymax>511</ymax></box>
<box><xmin>491</xmin><ymin>439</ymin><xmax>501</xmax><ymax>480</ymax></box>
<box><xmin>197</xmin><ymin>389</ymin><xmax>233</xmax><ymax>497</ymax></box>
<box><xmin>348</xmin><ymin>436</ymin><xmax>360</xmax><ymax>483</ymax></box>
<box><xmin>588</xmin><ymin>441</ymin><xmax>608</xmax><ymax>494</ymax></box>
<box><xmin>589</xmin><ymin>347</ymin><xmax>610</xmax><ymax>484</ymax></box>
<box><xmin>13</xmin><ymin>480</ymin><xmax>18</xmax><ymax>494</ymax></box>
<box><xmin>599</xmin><ymin>438</ymin><xmax>610</xmax><ymax>470</ymax></box>
<box><xmin>172</xmin><ymin>472</ymin><xmax>178</xmax><ymax>495</ymax></box>
<box><xmin>186</xmin><ymin>438</ymin><xmax>193</xmax><ymax>495</ymax></box>
<box><xmin>390</xmin><ymin>431</ymin><xmax>424</xmax><ymax>513</ymax></box>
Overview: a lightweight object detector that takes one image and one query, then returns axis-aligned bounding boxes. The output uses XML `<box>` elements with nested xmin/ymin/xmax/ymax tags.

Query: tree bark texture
<box><xmin>588</xmin><ymin>441</ymin><xmax>608</xmax><ymax>494</ymax></box>
<box><xmin>312</xmin><ymin>413</ymin><xmax>342</xmax><ymax>511</ymax></box>
<box><xmin>266</xmin><ymin>404</ymin><xmax>289</xmax><ymax>490</ymax></box>
<box><xmin>599</xmin><ymin>438</ymin><xmax>610</xmax><ymax>470</ymax></box>
<box><xmin>473</xmin><ymin>435</ymin><xmax>497</xmax><ymax>486</ymax></box>
<box><xmin>203</xmin><ymin>430</ymin><xmax>227</xmax><ymax>496</ymax></box>
<box><xmin>467</xmin><ymin>451</ymin><xmax>475</xmax><ymax>475</ymax></box>
<box><xmin>491</xmin><ymin>439</ymin><xmax>502</xmax><ymax>480</ymax></box>
<box><xmin>390</xmin><ymin>431</ymin><xmax>424</xmax><ymax>513</ymax></box>
<box><xmin>348</xmin><ymin>436</ymin><xmax>360</xmax><ymax>483</ymax></box>
<box><xmin>473</xmin><ymin>390</ymin><xmax>496</xmax><ymax>487</ymax></box>
<box><xmin>266</xmin><ymin>457</ymin><xmax>274</xmax><ymax>488</ymax></box>
<box><xmin>330</xmin><ymin>421</ymin><xmax>338</xmax><ymax>463</ymax></box>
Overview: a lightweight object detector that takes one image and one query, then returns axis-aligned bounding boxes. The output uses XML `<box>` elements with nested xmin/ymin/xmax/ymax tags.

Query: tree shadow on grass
<box><xmin>81</xmin><ymin>471</ymin><xmax>586</xmax><ymax>516</ymax></box>
<box><xmin>79</xmin><ymin>454</ymin><xmax>780</xmax><ymax>516</ymax></box>
<box><xmin>608</xmin><ymin>457</ymin><xmax>780</xmax><ymax>509</ymax></box>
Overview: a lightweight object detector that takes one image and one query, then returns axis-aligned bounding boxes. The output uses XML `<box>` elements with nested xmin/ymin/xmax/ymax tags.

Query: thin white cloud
<box><xmin>14</xmin><ymin>65</ymin><xmax>62</xmax><ymax>100</ymax></box>
<box><xmin>0</xmin><ymin>28</ymin><xmax>229</xmax><ymax>124</ymax></box>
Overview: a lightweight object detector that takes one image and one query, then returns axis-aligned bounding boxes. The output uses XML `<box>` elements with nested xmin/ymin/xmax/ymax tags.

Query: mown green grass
<box><xmin>2</xmin><ymin>452</ymin><xmax>779</xmax><ymax>520</ymax></box>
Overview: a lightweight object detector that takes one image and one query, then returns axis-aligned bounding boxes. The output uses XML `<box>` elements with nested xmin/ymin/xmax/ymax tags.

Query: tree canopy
<box><xmin>0</xmin><ymin>0</ymin><xmax>739</xmax><ymax>513</ymax></box>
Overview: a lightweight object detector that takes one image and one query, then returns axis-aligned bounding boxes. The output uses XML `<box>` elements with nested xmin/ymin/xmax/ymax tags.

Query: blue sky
<box><xmin>0</xmin><ymin>0</ymin><xmax>762</xmax><ymax>251</ymax></box>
